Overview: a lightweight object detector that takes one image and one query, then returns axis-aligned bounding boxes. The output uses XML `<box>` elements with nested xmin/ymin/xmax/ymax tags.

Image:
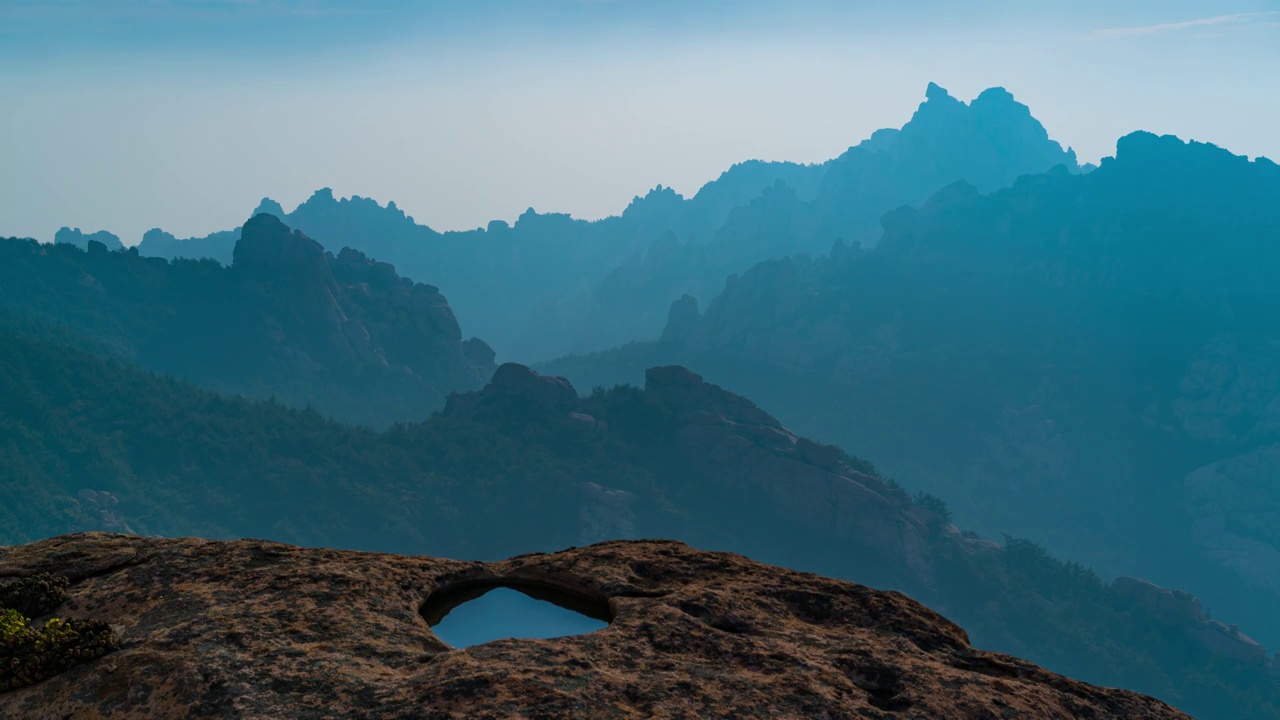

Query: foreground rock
<box><xmin>0</xmin><ymin>534</ymin><xmax>1189</xmax><ymax>719</ymax></box>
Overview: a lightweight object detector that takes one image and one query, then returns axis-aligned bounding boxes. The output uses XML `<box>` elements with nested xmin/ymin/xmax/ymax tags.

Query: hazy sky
<box><xmin>3</xmin><ymin>0</ymin><xmax>1278</xmax><ymax>243</ymax></box>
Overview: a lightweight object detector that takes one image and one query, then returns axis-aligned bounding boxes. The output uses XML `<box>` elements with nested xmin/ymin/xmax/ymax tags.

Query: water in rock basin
<box><xmin>430</xmin><ymin>587</ymin><xmax>609</xmax><ymax>648</ymax></box>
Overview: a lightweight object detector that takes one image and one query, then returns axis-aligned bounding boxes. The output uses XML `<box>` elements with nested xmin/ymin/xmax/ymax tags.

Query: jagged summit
<box><xmin>924</xmin><ymin>80</ymin><xmax>951</xmax><ymax>100</ymax></box>
<box><xmin>1109</xmin><ymin>130</ymin><xmax>1276</xmax><ymax>171</ymax></box>
<box><xmin>252</xmin><ymin>197</ymin><xmax>285</xmax><ymax>218</ymax></box>
<box><xmin>0</xmin><ymin>217</ymin><xmax>496</xmax><ymax>427</ymax></box>
<box><xmin>233</xmin><ymin>212</ymin><xmax>329</xmax><ymax>283</ymax></box>
<box><xmin>621</xmin><ymin>184</ymin><xmax>685</xmax><ymax>220</ymax></box>
<box><xmin>126</xmin><ymin>81</ymin><xmax>1083</xmax><ymax>362</ymax></box>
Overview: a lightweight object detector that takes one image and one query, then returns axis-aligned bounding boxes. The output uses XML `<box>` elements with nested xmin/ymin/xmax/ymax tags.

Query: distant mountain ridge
<box><xmin>54</xmin><ymin>227</ymin><xmax>124</xmax><ymax>252</ymax></box>
<box><xmin>539</xmin><ymin>129</ymin><xmax>1280</xmax><ymax>655</ymax></box>
<box><xmin>126</xmin><ymin>83</ymin><xmax>1077</xmax><ymax>362</ymax></box>
<box><xmin>0</xmin><ymin>214</ymin><xmax>494</xmax><ymax>426</ymax></box>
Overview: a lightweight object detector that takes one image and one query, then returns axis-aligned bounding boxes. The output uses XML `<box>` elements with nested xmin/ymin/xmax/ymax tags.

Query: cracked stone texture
<box><xmin>0</xmin><ymin>533</ymin><xmax>1189</xmax><ymax>719</ymax></box>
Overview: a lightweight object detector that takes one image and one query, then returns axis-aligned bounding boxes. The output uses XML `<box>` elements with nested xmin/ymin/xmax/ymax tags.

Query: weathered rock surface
<box><xmin>0</xmin><ymin>533</ymin><xmax>1189</xmax><ymax>719</ymax></box>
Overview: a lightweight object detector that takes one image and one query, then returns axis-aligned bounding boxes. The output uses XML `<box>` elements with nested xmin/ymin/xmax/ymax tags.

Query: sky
<box><xmin>2</xmin><ymin>0</ymin><xmax>1279</xmax><ymax>243</ymax></box>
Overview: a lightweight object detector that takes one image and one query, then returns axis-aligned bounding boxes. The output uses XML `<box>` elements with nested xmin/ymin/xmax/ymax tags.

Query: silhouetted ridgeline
<box><xmin>131</xmin><ymin>83</ymin><xmax>1078</xmax><ymax>362</ymax></box>
<box><xmin>14</xmin><ymin>79</ymin><xmax>1280</xmax><ymax>719</ymax></box>
<box><xmin>541</xmin><ymin>131</ymin><xmax>1280</xmax><ymax>670</ymax></box>
<box><xmin>0</xmin><ymin>214</ymin><xmax>494</xmax><ymax>427</ymax></box>
<box><xmin>53</xmin><ymin>227</ymin><xmax>123</xmax><ymax>252</ymax></box>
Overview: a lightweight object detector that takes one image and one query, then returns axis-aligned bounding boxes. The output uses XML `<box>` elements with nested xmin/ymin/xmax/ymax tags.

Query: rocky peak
<box><xmin>444</xmin><ymin>363</ymin><xmax>577</xmax><ymax>420</ymax></box>
<box><xmin>232</xmin><ymin>213</ymin><xmax>333</xmax><ymax>286</ymax></box>
<box><xmin>1106</xmin><ymin>131</ymin><xmax>1279</xmax><ymax>191</ymax></box>
<box><xmin>306</xmin><ymin>187</ymin><xmax>336</xmax><ymax>205</ymax></box>
<box><xmin>899</xmin><ymin>83</ymin><xmax>1076</xmax><ymax>171</ymax></box>
<box><xmin>924</xmin><ymin>80</ymin><xmax>958</xmax><ymax>103</ymax></box>
<box><xmin>332</xmin><ymin>246</ymin><xmax>409</xmax><ymax>291</ymax></box>
<box><xmin>462</xmin><ymin>337</ymin><xmax>496</xmax><ymax>368</ymax></box>
<box><xmin>490</xmin><ymin>363</ymin><xmax>578</xmax><ymax>409</ymax></box>
<box><xmin>252</xmin><ymin>197</ymin><xmax>286</xmax><ymax>218</ymax></box>
<box><xmin>622</xmin><ymin>184</ymin><xmax>685</xmax><ymax>220</ymax></box>
<box><xmin>226</xmin><ymin>214</ymin><xmax>495</xmax><ymax>418</ymax></box>
<box><xmin>140</xmin><ymin>228</ymin><xmax>177</xmax><ymax>246</ymax></box>
<box><xmin>816</xmin><ymin>83</ymin><xmax>1079</xmax><ymax>248</ymax></box>
<box><xmin>54</xmin><ymin>227</ymin><xmax>124</xmax><ymax>252</ymax></box>
<box><xmin>903</xmin><ymin>82</ymin><xmax>967</xmax><ymax>133</ymax></box>
<box><xmin>971</xmin><ymin>85</ymin><xmax>1016</xmax><ymax>106</ymax></box>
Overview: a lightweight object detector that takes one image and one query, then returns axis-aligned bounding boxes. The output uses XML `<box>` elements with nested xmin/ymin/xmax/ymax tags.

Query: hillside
<box><xmin>540</xmin><ymin>130</ymin><xmax>1280</xmax><ymax>655</ymax></box>
<box><xmin>0</xmin><ymin>213</ymin><xmax>494</xmax><ymax>427</ymax></box>
<box><xmin>1</xmin><ymin>330</ymin><xmax>1276</xmax><ymax>718</ymax></box>
<box><xmin>132</xmin><ymin>83</ymin><xmax>1077</xmax><ymax>362</ymax></box>
<box><xmin>0</xmin><ymin>534</ymin><xmax>1190</xmax><ymax>719</ymax></box>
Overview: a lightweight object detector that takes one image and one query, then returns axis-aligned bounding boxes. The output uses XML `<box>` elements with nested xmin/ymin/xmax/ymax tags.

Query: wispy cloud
<box><xmin>1094</xmin><ymin>11</ymin><xmax>1280</xmax><ymax>38</ymax></box>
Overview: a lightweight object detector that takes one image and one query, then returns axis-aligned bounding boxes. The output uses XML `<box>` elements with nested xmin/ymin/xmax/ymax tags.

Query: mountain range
<box><xmin>126</xmin><ymin>83</ymin><xmax>1078</xmax><ymax>362</ymax></box>
<box><xmin>541</xmin><ymin>129</ymin><xmax>1280</xmax><ymax>656</ymax></box>
<box><xmin>7</xmin><ymin>81</ymin><xmax>1280</xmax><ymax>718</ymax></box>
<box><xmin>1</xmin><ymin>213</ymin><xmax>493</xmax><ymax>426</ymax></box>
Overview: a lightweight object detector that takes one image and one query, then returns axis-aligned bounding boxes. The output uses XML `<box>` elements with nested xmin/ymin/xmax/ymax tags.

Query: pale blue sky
<box><xmin>3</xmin><ymin>0</ymin><xmax>1278</xmax><ymax>242</ymax></box>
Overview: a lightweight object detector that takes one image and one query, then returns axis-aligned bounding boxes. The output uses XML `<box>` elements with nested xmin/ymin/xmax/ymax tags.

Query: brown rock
<box><xmin>0</xmin><ymin>533</ymin><xmax>1189</xmax><ymax>720</ymax></box>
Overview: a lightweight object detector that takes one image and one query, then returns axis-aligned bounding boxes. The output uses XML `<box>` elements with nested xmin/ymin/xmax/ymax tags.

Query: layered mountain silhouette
<box><xmin>131</xmin><ymin>83</ymin><xmax>1076</xmax><ymax>361</ymax></box>
<box><xmin>542</xmin><ymin>130</ymin><xmax>1280</xmax><ymax>658</ymax></box>
<box><xmin>0</xmin><ymin>328</ymin><xmax>1275</xmax><ymax>718</ymax></box>
<box><xmin>1</xmin><ymin>214</ymin><xmax>494</xmax><ymax>426</ymax></box>
<box><xmin>54</xmin><ymin>227</ymin><xmax>124</xmax><ymax>252</ymax></box>
<box><xmin>13</xmin><ymin>79</ymin><xmax>1280</xmax><ymax>719</ymax></box>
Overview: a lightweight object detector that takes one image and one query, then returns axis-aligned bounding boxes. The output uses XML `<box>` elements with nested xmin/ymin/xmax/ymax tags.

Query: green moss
<box><xmin>0</xmin><ymin>573</ymin><xmax>118</xmax><ymax>693</ymax></box>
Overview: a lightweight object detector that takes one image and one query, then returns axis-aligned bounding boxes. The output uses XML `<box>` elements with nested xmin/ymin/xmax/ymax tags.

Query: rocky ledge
<box><xmin>0</xmin><ymin>533</ymin><xmax>1188</xmax><ymax>719</ymax></box>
